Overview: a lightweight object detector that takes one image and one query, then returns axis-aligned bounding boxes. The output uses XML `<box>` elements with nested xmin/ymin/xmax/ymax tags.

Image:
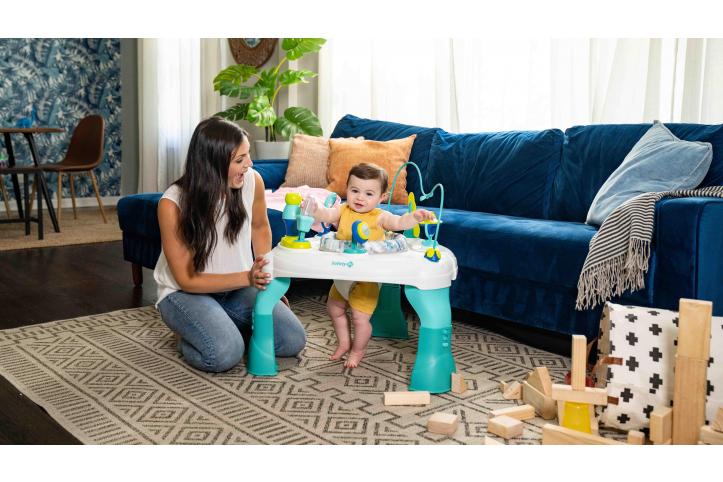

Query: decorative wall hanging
<box><xmin>228</xmin><ymin>38</ymin><xmax>277</xmax><ymax>67</ymax></box>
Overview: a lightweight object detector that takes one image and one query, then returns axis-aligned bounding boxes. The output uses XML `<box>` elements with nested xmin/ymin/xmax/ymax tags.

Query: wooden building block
<box><xmin>672</xmin><ymin>298</ymin><xmax>712</xmax><ymax>445</ymax></box>
<box><xmin>527</xmin><ymin>367</ymin><xmax>553</xmax><ymax>396</ymax></box>
<box><xmin>571</xmin><ymin>335</ymin><xmax>587</xmax><ymax>390</ymax></box>
<box><xmin>488</xmin><ymin>415</ymin><xmax>524</xmax><ymax>439</ymax></box>
<box><xmin>557</xmin><ymin>400</ymin><xmax>565</xmax><ymax>424</ymax></box>
<box><xmin>551</xmin><ymin>384</ymin><xmax>608</xmax><ymax>405</ymax></box>
<box><xmin>490</xmin><ymin>404</ymin><xmax>535</xmax><ymax>421</ymax></box>
<box><xmin>627</xmin><ymin>430</ymin><xmax>645</xmax><ymax>445</ymax></box>
<box><xmin>650</xmin><ymin>407</ymin><xmax>673</xmax><ymax>444</ymax></box>
<box><xmin>699</xmin><ymin>425</ymin><xmax>723</xmax><ymax>445</ymax></box>
<box><xmin>502</xmin><ymin>381</ymin><xmax>522</xmax><ymax>400</ymax></box>
<box><xmin>589</xmin><ymin>404</ymin><xmax>599</xmax><ymax>435</ymax></box>
<box><xmin>427</xmin><ymin>412</ymin><xmax>460</xmax><ymax>436</ymax></box>
<box><xmin>499</xmin><ymin>381</ymin><xmax>508</xmax><ymax>393</ymax></box>
<box><xmin>451</xmin><ymin>373</ymin><xmax>467</xmax><ymax>394</ymax></box>
<box><xmin>483</xmin><ymin>436</ymin><xmax>503</xmax><ymax>445</ymax></box>
<box><xmin>713</xmin><ymin>407</ymin><xmax>723</xmax><ymax>433</ymax></box>
<box><xmin>383</xmin><ymin>391</ymin><xmax>431</xmax><ymax>406</ymax></box>
<box><xmin>542</xmin><ymin>424</ymin><xmax>624</xmax><ymax>445</ymax></box>
<box><xmin>522</xmin><ymin>381</ymin><xmax>556</xmax><ymax>419</ymax></box>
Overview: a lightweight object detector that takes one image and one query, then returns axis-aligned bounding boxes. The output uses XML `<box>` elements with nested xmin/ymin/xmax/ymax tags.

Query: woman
<box><xmin>154</xmin><ymin>117</ymin><xmax>306</xmax><ymax>372</ymax></box>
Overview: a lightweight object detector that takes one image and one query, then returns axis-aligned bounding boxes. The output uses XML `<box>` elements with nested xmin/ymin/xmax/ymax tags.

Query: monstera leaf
<box><xmin>213</xmin><ymin>64</ymin><xmax>257</xmax><ymax>97</ymax></box>
<box><xmin>274</xmin><ymin>107</ymin><xmax>323</xmax><ymax>138</ymax></box>
<box><xmin>247</xmin><ymin>95</ymin><xmax>276</xmax><ymax>127</ymax></box>
<box><xmin>279</xmin><ymin>69</ymin><xmax>317</xmax><ymax>86</ymax></box>
<box><xmin>281</xmin><ymin>38</ymin><xmax>326</xmax><ymax>61</ymax></box>
<box><xmin>216</xmin><ymin>103</ymin><xmax>249</xmax><ymax>122</ymax></box>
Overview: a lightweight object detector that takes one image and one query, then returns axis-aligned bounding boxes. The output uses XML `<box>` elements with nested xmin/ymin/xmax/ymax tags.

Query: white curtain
<box><xmin>138</xmin><ymin>38</ymin><xmax>201</xmax><ymax>192</ymax></box>
<box><xmin>318</xmin><ymin>38</ymin><xmax>723</xmax><ymax>135</ymax></box>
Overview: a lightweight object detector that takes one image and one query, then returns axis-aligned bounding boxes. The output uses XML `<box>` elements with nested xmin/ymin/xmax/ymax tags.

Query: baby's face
<box><xmin>346</xmin><ymin>175</ymin><xmax>384</xmax><ymax>214</ymax></box>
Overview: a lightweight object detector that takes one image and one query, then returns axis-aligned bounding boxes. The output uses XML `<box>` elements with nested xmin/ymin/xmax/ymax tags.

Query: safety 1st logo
<box><xmin>331</xmin><ymin>260</ymin><xmax>354</xmax><ymax>268</ymax></box>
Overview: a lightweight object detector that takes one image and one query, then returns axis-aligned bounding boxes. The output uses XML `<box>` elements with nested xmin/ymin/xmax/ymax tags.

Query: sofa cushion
<box><xmin>330</xmin><ymin>114</ymin><xmax>440</xmax><ymax>204</ymax></box>
<box><xmin>550</xmin><ymin>123</ymin><xmax>723</xmax><ymax>222</ymax></box>
<box><xmin>326</xmin><ymin>135</ymin><xmax>415</xmax><ymax>204</ymax></box>
<box><xmin>586</xmin><ymin>122</ymin><xmax>713</xmax><ymax>226</ymax></box>
<box><xmin>426</xmin><ymin>129</ymin><xmax>563</xmax><ymax>218</ymax></box>
<box><xmin>383</xmin><ymin>204</ymin><xmax>597</xmax><ymax>288</ymax></box>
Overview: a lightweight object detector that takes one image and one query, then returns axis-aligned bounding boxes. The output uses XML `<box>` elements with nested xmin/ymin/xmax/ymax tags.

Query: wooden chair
<box><xmin>32</xmin><ymin>115</ymin><xmax>107</xmax><ymax>225</ymax></box>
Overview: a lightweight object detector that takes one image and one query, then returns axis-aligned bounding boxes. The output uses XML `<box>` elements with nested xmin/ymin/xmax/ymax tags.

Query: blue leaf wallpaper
<box><xmin>0</xmin><ymin>38</ymin><xmax>122</xmax><ymax>200</ymax></box>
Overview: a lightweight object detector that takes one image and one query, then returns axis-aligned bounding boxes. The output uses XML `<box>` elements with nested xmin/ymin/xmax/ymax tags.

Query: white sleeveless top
<box><xmin>154</xmin><ymin>169</ymin><xmax>256</xmax><ymax>306</ymax></box>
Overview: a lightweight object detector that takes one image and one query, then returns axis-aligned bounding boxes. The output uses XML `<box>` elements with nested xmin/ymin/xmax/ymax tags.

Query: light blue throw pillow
<box><xmin>586</xmin><ymin>121</ymin><xmax>713</xmax><ymax>226</ymax></box>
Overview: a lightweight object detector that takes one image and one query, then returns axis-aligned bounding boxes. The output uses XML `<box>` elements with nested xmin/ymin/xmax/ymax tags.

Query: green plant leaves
<box><xmin>282</xmin><ymin>38</ymin><xmax>326</xmax><ymax>61</ymax></box>
<box><xmin>247</xmin><ymin>95</ymin><xmax>277</xmax><ymax>127</ymax></box>
<box><xmin>213</xmin><ymin>64</ymin><xmax>257</xmax><ymax>97</ymax></box>
<box><xmin>279</xmin><ymin>69</ymin><xmax>318</xmax><ymax>86</ymax></box>
<box><xmin>275</xmin><ymin>107</ymin><xmax>323</xmax><ymax>138</ymax></box>
<box><xmin>215</xmin><ymin>103</ymin><xmax>249</xmax><ymax>121</ymax></box>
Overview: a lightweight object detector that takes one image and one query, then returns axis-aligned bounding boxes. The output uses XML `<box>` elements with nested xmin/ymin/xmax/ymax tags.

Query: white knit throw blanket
<box><xmin>575</xmin><ymin>186</ymin><xmax>723</xmax><ymax>310</ymax></box>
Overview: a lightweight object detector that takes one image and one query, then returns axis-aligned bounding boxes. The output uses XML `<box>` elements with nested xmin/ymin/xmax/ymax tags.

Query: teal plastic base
<box><xmin>405</xmin><ymin>286</ymin><xmax>455</xmax><ymax>393</ymax></box>
<box><xmin>370</xmin><ymin>284</ymin><xmax>409</xmax><ymax>339</ymax></box>
<box><xmin>248</xmin><ymin>277</ymin><xmax>290</xmax><ymax>376</ymax></box>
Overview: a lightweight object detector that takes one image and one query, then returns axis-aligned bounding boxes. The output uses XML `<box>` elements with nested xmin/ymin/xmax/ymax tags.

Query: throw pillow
<box><xmin>586</xmin><ymin>121</ymin><xmax>713</xmax><ymax>226</ymax></box>
<box><xmin>595</xmin><ymin>302</ymin><xmax>723</xmax><ymax>431</ymax></box>
<box><xmin>326</xmin><ymin>135</ymin><xmax>416</xmax><ymax>204</ymax></box>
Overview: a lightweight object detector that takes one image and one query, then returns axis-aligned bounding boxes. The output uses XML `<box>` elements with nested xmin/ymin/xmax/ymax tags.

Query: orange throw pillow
<box><xmin>326</xmin><ymin>135</ymin><xmax>416</xmax><ymax>204</ymax></box>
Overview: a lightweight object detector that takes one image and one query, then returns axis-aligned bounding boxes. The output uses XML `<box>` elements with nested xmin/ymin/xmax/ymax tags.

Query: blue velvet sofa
<box><xmin>118</xmin><ymin>115</ymin><xmax>723</xmax><ymax>340</ymax></box>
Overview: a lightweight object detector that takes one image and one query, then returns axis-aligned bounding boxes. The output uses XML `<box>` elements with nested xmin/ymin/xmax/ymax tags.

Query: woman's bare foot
<box><xmin>329</xmin><ymin>341</ymin><xmax>351</xmax><ymax>361</ymax></box>
<box><xmin>344</xmin><ymin>349</ymin><xmax>366</xmax><ymax>368</ymax></box>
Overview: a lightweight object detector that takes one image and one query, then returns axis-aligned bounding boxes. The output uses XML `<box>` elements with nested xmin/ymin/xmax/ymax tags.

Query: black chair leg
<box><xmin>23</xmin><ymin>173</ymin><xmax>30</xmax><ymax>235</ymax></box>
<box><xmin>36</xmin><ymin>174</ymin><xmax>43</xmax><ymax>240</ymax></box>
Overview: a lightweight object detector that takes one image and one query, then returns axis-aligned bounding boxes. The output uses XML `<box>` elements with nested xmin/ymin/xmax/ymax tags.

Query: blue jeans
<box><xmin>157</xmin><ymin>287</ymin><xmax>306</xmax><ymax>372</ymax></box>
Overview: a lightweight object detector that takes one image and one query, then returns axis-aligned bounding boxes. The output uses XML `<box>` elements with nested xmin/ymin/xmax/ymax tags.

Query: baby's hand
<box><xmin>301</xmin><ymin>197</ymin><xmax>319</xmax><ymax>216</ymax></box>
<box><xmin>413</xmin><ymin>209</ymin><xmax>436</xmax><ymax>223</ymax></box>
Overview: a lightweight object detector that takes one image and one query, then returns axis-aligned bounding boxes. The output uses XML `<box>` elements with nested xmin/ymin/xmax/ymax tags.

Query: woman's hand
<box><xmin>413</xmin><ymin>209</ymin><xmax>436</xmax><ymax>223</ymax></box>
<box><xmin>247</xmin><ymin>256</ymin><xmax>271</xmax><ymax>290</ymax></box>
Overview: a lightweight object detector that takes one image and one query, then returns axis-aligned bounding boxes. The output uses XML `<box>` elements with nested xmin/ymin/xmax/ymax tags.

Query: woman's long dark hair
<box><xmin>175</xmin><ymin>117</ymin><xmax>249</xmax><ymax>272</ymax></box>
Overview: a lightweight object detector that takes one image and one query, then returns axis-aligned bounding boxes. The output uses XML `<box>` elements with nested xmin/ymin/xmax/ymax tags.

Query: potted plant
<box><xmin>213</xmin><ymin>38</ymin><xmax>326</xmax><ymax>159</ymax></box>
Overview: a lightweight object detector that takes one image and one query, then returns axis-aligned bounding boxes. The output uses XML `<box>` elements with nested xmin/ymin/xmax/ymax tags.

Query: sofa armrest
<box><xmin>653</xmin><ymin>197</ymin><xmax>723</xmax><ymax>315</ymax></box>
<box><xmin>253</xmin><ymin>159</ymin><xmax>288</xmax><ymax>191</ymax></box>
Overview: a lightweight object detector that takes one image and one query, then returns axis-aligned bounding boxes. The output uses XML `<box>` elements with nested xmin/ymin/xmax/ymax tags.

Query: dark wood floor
<box><xmin>0</xmin><ymin>240</ymin><xmax>568</xmax><ymax>444</ymax></box>
<box><xmin>0</xmin><ymin>241</ymin><xmax>157</xmax><ymax>444</ymax></box>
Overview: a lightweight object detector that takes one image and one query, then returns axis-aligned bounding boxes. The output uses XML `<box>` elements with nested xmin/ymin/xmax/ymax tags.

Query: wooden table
<box><xmin>1</xmin><ymin>127</ymin><xmax>63</xmax><ymax>232</ymax></box>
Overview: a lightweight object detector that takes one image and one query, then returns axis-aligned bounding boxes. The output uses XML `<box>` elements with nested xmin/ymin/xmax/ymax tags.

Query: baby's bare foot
<box><xmin>330</xmin><ymin>342</ymin><xmax>351</xmax><ymax>361</ymax></box>
<box><xmin>344</xmin><ymin>349</ymin><xmax>366</xmax><ymax>368</ymax></box>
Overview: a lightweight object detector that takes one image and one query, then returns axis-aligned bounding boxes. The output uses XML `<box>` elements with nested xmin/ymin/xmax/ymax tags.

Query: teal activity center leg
<box><xmin>248</xmin><ymin>277</ymin><xmax>291</xmax><ymax>376</ymax></box>
<box><xmin>404</xmin><ymin>285</ymin><xmax>456</xmax><ymax>393</ymax></box>
<box><xmin>370</xmin><ymin>284</ymin><xmax>409</xmax><ymax>339</ymax></box>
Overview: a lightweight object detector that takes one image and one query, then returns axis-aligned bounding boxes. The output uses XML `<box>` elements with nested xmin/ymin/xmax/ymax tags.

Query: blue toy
<box><xmin>320</xmin><ymin>192</ymin><xmax>338</xmax><ymax>235</ymax></box>
<box><xmin>388</xmin><ymin>161</ymin><xmax>446</xmax><ymax>263</ymax></box>
<box><xmin>344</xmin><ymin>220</ymin><xmax>370</xmax><ymax>254</ymax></box>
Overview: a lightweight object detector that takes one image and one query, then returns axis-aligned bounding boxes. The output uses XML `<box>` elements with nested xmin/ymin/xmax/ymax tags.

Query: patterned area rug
<box><xmin>0</xmin><ymin>206</ymin><xmax>120</xmax><ymax>251</ymax></box>
<box><xmin>0</xmin><ymin>292</ymin><xmax>574</xmax><ymax>444</ymax></box>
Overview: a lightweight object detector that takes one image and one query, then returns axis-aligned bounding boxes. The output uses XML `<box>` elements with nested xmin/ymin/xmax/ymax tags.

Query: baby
<box><xmin>304</xmin><ymin>162</ymin><xmax>435</xmax><ymax>368</ymax></box>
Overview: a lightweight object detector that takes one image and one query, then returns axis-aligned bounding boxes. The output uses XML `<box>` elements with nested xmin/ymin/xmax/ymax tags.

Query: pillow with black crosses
<box><xmin>595</xmin><ymin>302</ymin><xmax>722</xmax><ymax>431</ymax></box>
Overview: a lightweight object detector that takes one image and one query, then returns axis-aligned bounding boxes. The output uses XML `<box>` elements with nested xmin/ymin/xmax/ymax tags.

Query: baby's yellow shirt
<box><xmin>335</xmin><ymin>204</ymin><xmax>386</xmax><ymax>241</ymax></box>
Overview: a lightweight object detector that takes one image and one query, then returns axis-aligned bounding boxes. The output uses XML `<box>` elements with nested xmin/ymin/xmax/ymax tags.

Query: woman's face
<box><xmin>227</xmin><ymin>138</ymin><xmax>252</xmax><ymax>189</ymax></box>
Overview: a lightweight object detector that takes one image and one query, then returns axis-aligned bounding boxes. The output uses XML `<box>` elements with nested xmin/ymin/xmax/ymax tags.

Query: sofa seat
<box><xmin>384</xmin><ymin>205</ymin><xmax>597</xmax><ymax>288</ymax></box>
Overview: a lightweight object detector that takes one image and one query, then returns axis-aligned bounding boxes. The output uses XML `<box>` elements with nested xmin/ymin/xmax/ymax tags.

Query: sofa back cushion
<box><xmin>549</xmin><ymin>123</ymin><xmax>723</xmax><ymax>222</ymax></box>
<box><xmin>330</xmin><ymin>114</ymin><xmax>440</xmax><ymax>204</ymax></box>
<box><xmin>426</xmin><ymin>129</ymin><xmax>564</xmax><ymax>218</ymax></box>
